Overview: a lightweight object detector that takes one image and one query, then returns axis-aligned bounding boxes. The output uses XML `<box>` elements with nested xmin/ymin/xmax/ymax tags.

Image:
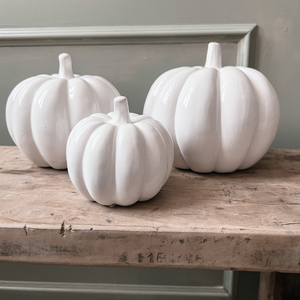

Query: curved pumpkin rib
<box><xmin>6</xmin><ymin>77</ymin><xmax>37</xmax><ymax>137</ymax></box>
<box><xmin>153</xmin><ymin>68</ymin><xmax>198</xmax><ymax>169</ymax></box>
<box><xmin>215</xmin><ymin>67</ymin><xmax>259</xmax><ymax>173</ymax></box>
<box><xmin>175</xmin><ymin>68</ymin><xmax>220</xmax><ymax>173</ymax></box>
<box><xmin>143</xmin><ymin>67</ymin><xmax>191</xmax><ymax>120</ymax></box>
<box><xmin>236</xmin><ymin>67</ymin><xmax>280</xmax><ymax>170</ymax></box>
<box><xmin>134</xmin><ymin>121</ymin><xmax>169</xmax><ymax>201</ymax></box>
<box><xmin>67</xmin><ymin>118</ymin><xmax>108</xmax><ymax>201</ymax></box>
<box><xmin>140</xmin><ymin>116</ymin><xmax>174</xmax><ymax>185</ymax></box>
<box><xmin>114</xmin><ymin>124</ymin><xmax>146</xmax><ymax>206</ymax></box>
<box><xmin>88</xmin><ymin>75</ymin><xmax>120</xmax><ymax>98</ymax></box>
<box><xmin>31</xmin><ymin>78</ymin><xmax>70</xmax><ymax>169</ymax></box>
<box><xmin>130</xmin><ymin>113</ymin><xmax>148</xmax><ymax>123</ymax></box>
<box><xmin>133</xmin><ymin>123</ymin><xmax>150</xmax><ymax>202</ymax></box>
<box><xmin>8</xmin><ymin>76</ymin><xmax>52</xmax><ymax>167</ymax></box>
<box><xmin>66</xmin><ymin>77</ymin><xmax>102</xmax><ymax>130</ymax></box>
<box><xmin>143</xmin><ymin>67</ymin><xmax>188</xmax><ymax>116</ymax></box>
<box><xmin>81</xmin><ymin>76</ymin><xmax>118</xmax><ymax>113</ymax></box>
<box><xmin>82</xmin><ymin>123</ymin><xmax>117</xmax><ymax>206</ymax></box>
<box><xmin>7</xmin><ymin>76</ymin><xmax>46</xmax><ymax>144</ymax></box>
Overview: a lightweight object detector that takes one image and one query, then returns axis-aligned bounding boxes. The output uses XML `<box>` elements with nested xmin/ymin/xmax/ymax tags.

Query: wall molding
<box><xmin>0</xmin><ymin>271</ymin><xmax>237</xmax><ymax>299</ymax></box>
<box><xmin>0</xmin><ymin>24</ymin><xmax>256</xmax><ymax>66</ymax></box>
<box><xmin>224</xmin><ymin>270</ymin><xmax>238</xmax><ymax>299</ymax></box>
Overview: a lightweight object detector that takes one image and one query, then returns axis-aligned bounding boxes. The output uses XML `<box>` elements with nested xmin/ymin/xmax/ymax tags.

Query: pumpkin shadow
<box><xmin>117</xmin><ymin>149</ymin><xmax>300</xmax><ymax>216</ymax></box>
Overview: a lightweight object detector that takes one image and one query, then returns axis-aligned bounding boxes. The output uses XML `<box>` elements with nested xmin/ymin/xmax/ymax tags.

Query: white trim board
<box><xmin>0</xmin><ymin>272</ymin><xmax>237</xmax><ymax>299</ymax></box>
<box><xmin>0</xmin><ymin>24</ymin><xmax>256</xmax><ymax>66</ymax></box>
<box><xmin>0</xmin><ymin>282</ymin><xmax>229</xmax><ymax>297</ymax></box>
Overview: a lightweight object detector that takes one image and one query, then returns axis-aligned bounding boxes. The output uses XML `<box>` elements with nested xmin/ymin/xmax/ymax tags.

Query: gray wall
<box><xmin>0</xmin><ymin>0</ymin><xmax>298</xmax><ymax>299</ymax></box>
<box><xmin>1</xmin><ymin>0</ymin><xmax>300</xmax><ymax>148</ymax></box>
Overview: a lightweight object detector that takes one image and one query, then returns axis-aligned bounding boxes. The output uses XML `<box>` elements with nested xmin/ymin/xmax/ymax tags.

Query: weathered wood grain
<box><xmin>0</xmin><ymin>146</ymin><xmax>300</xmax><ymax>272</ymax></box>
<box><xmin>258</xmin><ymin>272</ymin><xmax>277</xmax><ymax>300</ymax></box>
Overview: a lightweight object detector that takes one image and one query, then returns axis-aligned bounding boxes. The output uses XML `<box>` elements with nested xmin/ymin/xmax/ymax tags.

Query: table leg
<box><xmin>258</xmin><ymin>272</ymin><xmax>277</xmax><ymax>300</ymax></box>
<box><xmin>258</xmin><ymin>272</ymin><xmax>300</xmax><ymax>300</ymax></box>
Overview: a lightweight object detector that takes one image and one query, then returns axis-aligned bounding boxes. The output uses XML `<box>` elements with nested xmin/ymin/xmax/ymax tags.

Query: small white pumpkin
<box><xmin>67</xmin><ymin>96</ymin><xmax>174</xmax><ymax>206</ymax></box>
<box><xmin>6</xmin><ymin>53</ymin><xmax>120</xmax><ymax>169</ymax></box>
<box><xmin>144</xmin><ymin>42</ymin><xmax>280</xmax><ymax>173</ymax></box>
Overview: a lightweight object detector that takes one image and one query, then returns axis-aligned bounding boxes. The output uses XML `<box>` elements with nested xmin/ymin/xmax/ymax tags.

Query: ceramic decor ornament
<box><xmin>67</xmin><ymin>96</ymin><xmax>174</xmax><ymax>207</ymax></box>
<box><xmin>143</xmin><ymin>42</ymin><xmax>280</xmax><ymax>173</ymax></box>
<box><xmin>6</xmin><ymin>53</ymin><xmax>120</xmax><ymax>169</ymax></box>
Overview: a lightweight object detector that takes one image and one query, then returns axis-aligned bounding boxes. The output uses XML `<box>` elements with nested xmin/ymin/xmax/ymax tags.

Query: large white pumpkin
<box><xmin>144</xmin><ymin>42</ymin><xmax>280</xmax><ymax>173</ymax></box>
<box><xmin>66</xmin><ymin>96</ymin><xmax>174</xmax><ymax>206</ymax></box>
<box><xmin>6</xmin><ymin>53</ymin><xmax>120</xmax><ymax>169</ymax></box>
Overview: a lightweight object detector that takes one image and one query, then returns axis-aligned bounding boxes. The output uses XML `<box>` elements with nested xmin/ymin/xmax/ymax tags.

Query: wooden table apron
<box><xmin>0</xmin><ymin>146</ymin><xmax>300</xmax><ymax>273</ymax></box>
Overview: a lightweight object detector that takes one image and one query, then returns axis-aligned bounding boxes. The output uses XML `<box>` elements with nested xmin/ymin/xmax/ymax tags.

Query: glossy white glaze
<box><xmin>143</xmin><ymin>42</ymin><xmax>280</xmax><ymax>173</ymax></box>
<box><xmin>6</xmin><ymin>53</ymin><xmax>120</xmax><ymax>169</ymax></box>
<box><xmin>67</xmin><ymin>96</ymin><xmax>174</xmax><ymax>206</ymax></box>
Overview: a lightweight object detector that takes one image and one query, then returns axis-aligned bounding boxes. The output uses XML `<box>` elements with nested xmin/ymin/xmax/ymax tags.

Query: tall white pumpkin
<box><xmin>66</xmin><ymin>96</ymin><xmax>174</xmax><ymax>206</ymax></box>
<box><xmin>144</xmin><ymin>42</ymin><xmax>280</xmax><ymax>173</ymax></box>
<box><xmin>6</xmin><ymin>53</ymin><xmax>120</xmax><ymax>169</ymax></box>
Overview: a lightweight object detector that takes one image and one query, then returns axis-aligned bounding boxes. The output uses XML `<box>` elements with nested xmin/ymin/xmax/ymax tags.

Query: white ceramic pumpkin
<box><xmin>143</xmin><ymin>42</ymin><xmax>280</xmax><ymax>173</ymax></box>
<box><xmin>6</xmin><ymin>53</ymin><xmax>120</xmax><ymax>169</ymax></box>
<box><xmin>66</xmin><ymin>96</ymin><xmax>174</xmax><ymax>206</ymax></box>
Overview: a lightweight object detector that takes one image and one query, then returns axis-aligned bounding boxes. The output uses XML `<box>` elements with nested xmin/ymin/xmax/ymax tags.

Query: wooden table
<box><xmin>1</xmin><ymin>146</ymin><xmax>300</xmax><ymax>297</ymax></box>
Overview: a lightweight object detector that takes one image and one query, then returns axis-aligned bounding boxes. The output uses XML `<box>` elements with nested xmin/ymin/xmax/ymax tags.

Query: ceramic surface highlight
<box><xmin>6</xmin><ymin>53</ymin><xmax>120</xmax><ymax>169</ymax></box>
<box><xmin>67</xmin><ymin>96</ymin><xmax>174</xmax><ymax>206</ymax></box>
<box><xmin>143</xmin><ymin>42</ymin><xmax>280</xmax><ymax>173</ymax></box>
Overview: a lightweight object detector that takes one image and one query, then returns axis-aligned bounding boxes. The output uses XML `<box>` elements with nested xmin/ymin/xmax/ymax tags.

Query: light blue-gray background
<box><xmin>1</xmin><ymin>0</ymin><xmax>300</xmax><ymax>149</ymax></box>
<box><xmin>1</xmin><ymin>0</ymin><xmax>299</xmax><ymax>299</ymax></box>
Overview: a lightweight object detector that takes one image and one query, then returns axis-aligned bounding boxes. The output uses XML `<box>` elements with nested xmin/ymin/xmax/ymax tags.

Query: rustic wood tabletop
<box><xmin>0</xmin><ymin>146</ymin><xmax>299</xmax><ymax>273</ymax></box>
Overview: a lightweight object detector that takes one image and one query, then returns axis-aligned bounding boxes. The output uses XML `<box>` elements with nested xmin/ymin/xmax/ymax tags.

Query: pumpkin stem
<box><xmin>58</xmin><ymin>53</ymin><xmax>75</xmax><ymax>79</ymax></box>
<box><xmin>204</xmin><ymin>42</ymin><xmax>222</xmax><ymax>69</ymax></box>
<box><xmin>110</xmin><ymin>96</ymin><xmax>132</xmax><ymax>125</ymax></box>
